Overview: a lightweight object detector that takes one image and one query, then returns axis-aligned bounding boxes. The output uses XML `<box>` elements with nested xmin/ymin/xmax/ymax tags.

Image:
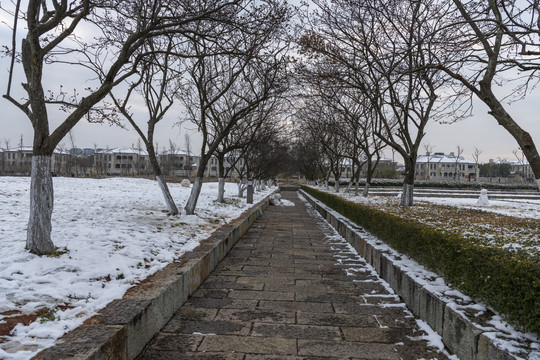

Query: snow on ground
<box><xmin>335</xmin><ymin>188</ymin><xmax>540</xmax><ymax>220</ymax></box>
<box><xmin>0</xmin><ymin>176</ymin><xmax>274</xmax><ymax>359</ymax></box>
<box><xmin>300</xmin><ymin>191</ymin><xmax>540</xmax><ymax>359</ymax></box>
<box><xmin>300</xmin><ymin>194</ymin><xmax>459</xmax><ymax>360</ymax></box>
<box><xmin>416</xmin><ymin>197</ymin><xmax>540</xmax><ymax>219</ymax></box>
<box><xmin>321</xmin><ymin>186</ymin><xmax>540</xmax><ymax>256</ymax></box>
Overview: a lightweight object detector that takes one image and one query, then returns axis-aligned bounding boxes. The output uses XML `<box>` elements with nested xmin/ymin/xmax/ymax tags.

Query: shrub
<box><xmin>327</xmin><ymin>178</ymin><xmax>538</xmax><ymax>190</ymax></box>
<box><xmin>301</xmin><ymin>185</ymin><xmax>540</xmax><ymax>335</ymax></box>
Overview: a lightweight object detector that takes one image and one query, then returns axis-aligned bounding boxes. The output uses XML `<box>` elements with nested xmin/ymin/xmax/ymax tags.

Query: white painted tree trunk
<box><xmin>325</xmin><ymin>180</ymin><xmax>329</xmax><ymax>190</ymax></box>
<box><xmin>237</xmin><ymin>181</ymin><xmax>246</xmax><ymax>197</ymax></box>
<box><xmin>217</xmin><ymin>177</ymin><xmax>226</xmax><ymax>203</ymax></box>
<box><xmin>400</xmin><ymin>183</ymin><xmax>414</xmax><ymax>206</ymax></box>
<box><xmin>27</xmin><ymin>156</ymin><xmax>55</xmax><ymax>255</ymax></box>
<box><xmin>261</xmin><ymin>181</ymin><xmax>266</xmax><ymax>190</ymax></box>
<box><xmin>345</xmin><ymin>182</ymin><xmax>352</xmax><ymax>193</ymax></box>
<box><xmin>334</xmin><ymin>180</ymin><xmax>340</xmax><ymax>193</ymax></box>
<box><xmin>156</xmin><ymin>175</ymin><xmax>179</xmax><ymax>215</ymax></box>
<box><xmin>184</xmin><ymin>177</ymin><xmax>203</xmax><ymax>215</ymax></box>
<box><xmin>536</xmin><ymin>178</ymin><xmax>540</xmax><ymax>191</ymax></box>
<box><xmin>354</xmin><ymin>181</ymin><xmax>360</xmax><ymax>196</ymax></box>
<box><xmin>363</xmin><ymin>182</ymin><xmax>370</xmax><ymax>197</ymax></box>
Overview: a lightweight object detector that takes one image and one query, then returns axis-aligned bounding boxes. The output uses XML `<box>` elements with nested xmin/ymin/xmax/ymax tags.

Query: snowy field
<box><xmin>0</xmin><ymin>176</ymin><xmax>274</xmax><ymax>359</ymax></box>
<box><xmin>417</xmin><ymin>197</ymin><xmax>540</xmax><ymax>219</ymax></box>
<box><xmin>316</xmin><ymin>186</ymin><xmax>540</xmax><ymax>256</ymax></box>
<box><xmin>336</xmin><ymin>187</ymin><xmax>540</xmax><ymax>219</ymax></box>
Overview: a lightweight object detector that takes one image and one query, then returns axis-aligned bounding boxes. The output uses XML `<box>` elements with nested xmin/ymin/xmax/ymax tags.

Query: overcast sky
<box><xmin>1</xmin><ymin>5</ymin><xmax>539</xmax><ymax>163</ymax></box>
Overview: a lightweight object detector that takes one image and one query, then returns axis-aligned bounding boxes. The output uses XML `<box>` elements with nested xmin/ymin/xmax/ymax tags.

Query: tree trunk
<box><xmin>400</xmin><ymin>165</ymin><xmax>415</xmax><ymax>206</ymax></box>
<box><xmin>325</xmin><ymin>180</ymin><xmax>329</xmax><ymax>190</ymax></box>
<box><xmin>237</xmin><ymin>180</ymin><xmax>246</xmax><ymax>197</ymax></box>
<box><xmin>148</xmin><ymin>145</ymin><xmax>179</xmax><ymax>215</ymax></box>
<box><xmin>363</xmin><ymin>165</ymin><xmax>373</xmax><ymax>197</ymax></box>
<box><xmin>217</xmin><ymin>177</ymin><xmax>226</xmax><ymax>203</ymax></box>
<box><xmin>354</xmin><ymin>179</ymin><xmax>360</xmax><ymax>196</ymax></box>
<box><xmin>479</xmin><ymin>86</ymin><xmax>540</xmax><ymax>190</ymax></box>
<box><xmin>363</xmin><ymin>182</ymin><xmax>370</xmax><ymax>197</ymax></box>
<box><xmin>27</xmin><ymin>156</ymin><xmax>55</xmax><ymax>255</ymax></box>
<box><xmin>156</xmin><ymin>175</ymin><xmax>179</xmax><ymax>215</ymax></box>
<box><xmin>401</xmin><ymin>182</ymin><xmax>414</xmax><ymax>206</ymax></box>
<box><xmin>334</xmin><ymin>178</ymin><xmax>340</xmax><ymax>193</ymax></box>
<box><xmin>185</xmin><ymin>177</ymin><xmax>203</xmax><ymax>215</ymax></box>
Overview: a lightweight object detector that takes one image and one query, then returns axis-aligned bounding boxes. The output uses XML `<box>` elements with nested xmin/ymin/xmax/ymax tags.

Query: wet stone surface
<box><xmin>136</xmin><ymin>191</ymin><xmax>451</xmax><ymax>360</ymax></box>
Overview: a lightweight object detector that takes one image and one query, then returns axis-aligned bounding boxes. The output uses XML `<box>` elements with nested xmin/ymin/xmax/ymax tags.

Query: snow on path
<box><xmin>0</xmin><ymin>176</ymin><xmax>274</xmax><ymax>359</ymax></box>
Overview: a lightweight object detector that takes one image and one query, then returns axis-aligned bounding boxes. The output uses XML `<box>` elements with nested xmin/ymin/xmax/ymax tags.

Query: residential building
<box><xmin>2</xmin><ymin>146</ymin><xmax>33</xmax><ymax>175</ymax></box>
<box><xmin>94</xmin><ymin>147</ymin><xmax>150</xmax><ymax>176</ymax></box>
<box><xmin>159</xmin><ymin>149</ymin><xmax>199</xmax><ymax>177</ymax></box>
<box><xmin>415</xmin><ymin>152</ymin><xmax>479</xmax><ymax>181</ymax></box>
<box><xmin>338</xmin><ymin>157</ymin><xmax>397</xmax><ymax>181</ymax></box>
<box><xmin>492</xmin><ymin>159</ymin><xmax>534</xmax><ymax>182</ymax></box>
<box><xmin>204</xmin><ymin>154</ymin><xmax>247</xmax><ymax>179</ymax></box>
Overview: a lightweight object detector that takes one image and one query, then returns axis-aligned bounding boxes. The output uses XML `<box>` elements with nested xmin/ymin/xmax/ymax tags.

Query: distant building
<box><xmin>492</xmin><ymin>159</ymin><xmax>534</xmax><ymax>182</ymax></box>
<box><xmin>2</xmin><ymin>146</ymin><xmax>33</xmax><ymax>175</ymax></box>
<box><xmin>94</xmin><ymin>147</ymin><xmax>150</xmax><ymax>175</ymax></box>
<box><xmin>203</xmin><ymin>154</ymin><xmax>248</xmax><ymax>178</ymax></box>
<box><xmin>415</xmin><ymin>152</ymin><xmax>479</xmax><ymax>181</ymax></box>
<box><xmin>158</xmin><ymin>149</ymin><xmax>199</xmax><ymax>177</ymax></box>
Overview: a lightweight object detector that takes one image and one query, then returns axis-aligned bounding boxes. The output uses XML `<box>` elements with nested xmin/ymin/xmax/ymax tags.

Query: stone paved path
<box><xmin>136</xmin><ymin>191</ymin><xmax>451</xmax><ymax>360</ymax></box>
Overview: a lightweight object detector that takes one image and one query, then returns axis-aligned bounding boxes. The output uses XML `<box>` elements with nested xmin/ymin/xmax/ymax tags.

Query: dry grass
<box><xmin>336</xmin><ymin>193</ymin><xmax>540</xmax><ymax>257</ymax></box>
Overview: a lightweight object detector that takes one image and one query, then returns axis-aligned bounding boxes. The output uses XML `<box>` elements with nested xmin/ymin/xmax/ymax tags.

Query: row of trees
<box><xmin>4</xmin><ymin>0</ymin><xmax>540</xmax><ymax>255</ymax></box>
<box><xmin>2</xmin><ymin>0</ymin><xmax>294</xmax><ymax>255</ymax></box>
<box><xmin>292</xmin><ymin>0</ymin><xmax>540</xmax><ymax>206</ymax></box>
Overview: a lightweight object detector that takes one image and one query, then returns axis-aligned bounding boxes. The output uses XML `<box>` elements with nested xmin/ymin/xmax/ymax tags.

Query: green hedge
<box><xmin>328</xmin><ymin>178</ymin><xmax>538</xmax><ymax>190</ymax></box>
<box><xmin>301</xmin><ymin>185</ymin><xmax>540</xmax><ymax>335</ymax></box>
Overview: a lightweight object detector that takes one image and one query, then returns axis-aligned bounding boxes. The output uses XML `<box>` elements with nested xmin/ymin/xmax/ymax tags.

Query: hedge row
<box><xmin>301</xmin><ymin>185</ymin><xmax>540</xmax><ymax>335</ymax></box>
<box><xmin>326</xmin><ymin>178</ymin><xmax>538</xmax><ymax>190</ymax></box>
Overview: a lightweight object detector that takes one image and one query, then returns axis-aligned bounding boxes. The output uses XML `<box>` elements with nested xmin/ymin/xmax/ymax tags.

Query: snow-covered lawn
<box><xmin>316</xmin><ymin>187</ymin><xmax>540</xmax><ymax>257</ymax></box>
<box><xmin>0</xmin><ymin>176</ymin><xmax>274</xmax><ymax>359</ymax></box>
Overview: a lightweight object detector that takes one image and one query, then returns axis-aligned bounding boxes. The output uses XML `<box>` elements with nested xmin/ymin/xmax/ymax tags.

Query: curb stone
<box><xmin>300</xmin><ymin>189</ymin><xmax>540</xmax><ymax>360</ymax></box>
<box><xmin>32</xmin><ymin>194</ymin><xmax>272</xmax><ymax>360</ymax></box>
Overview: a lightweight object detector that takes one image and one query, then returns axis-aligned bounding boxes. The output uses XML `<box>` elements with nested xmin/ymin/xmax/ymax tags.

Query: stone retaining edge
<box><xmin>300</xmin><ymin>189</ymin><xmax>523</xmax><ymax>360</ymax></box>
<box><xmin>33</xmin><ymin>193</ymin><xmax>273</xmax><ymax>360</ymax></box>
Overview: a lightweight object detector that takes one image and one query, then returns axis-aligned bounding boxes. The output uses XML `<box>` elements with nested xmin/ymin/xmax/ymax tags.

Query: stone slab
<box><xmin>32</xmin><ymin>194</ymin><xmax>272</xmax><ymax>360</ymax></box>
<box><xmin>299</xmin><ymin>189</ymin><xmax>536</xmax><ymax>360</ymax></box>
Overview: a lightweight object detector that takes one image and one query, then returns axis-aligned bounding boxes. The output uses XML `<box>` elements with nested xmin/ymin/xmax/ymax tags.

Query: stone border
<box><xmin>300</xmin><ymin>189</ymin><xmax>534</xmax><ymax>360</ymax></box>
<box><xmin>33</xmin><ymin>194</ymin><xmax>272</xmax><ymax>360</ymax></box>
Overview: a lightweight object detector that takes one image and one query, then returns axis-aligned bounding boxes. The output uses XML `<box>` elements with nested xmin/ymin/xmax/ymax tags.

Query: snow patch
<box><xmin>0</xmin><ymin>177</ymin><xmax>274</xmax><ymax>359</ymax></box>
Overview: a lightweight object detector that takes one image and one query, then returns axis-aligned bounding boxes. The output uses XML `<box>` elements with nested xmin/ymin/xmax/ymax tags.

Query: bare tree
<box><xmin>301</xmin><ymin>0</ymin><xmax>450</xmax><ymax>206</ymax></box>
<box><xmin>513</xmin><ymin>148</ymin><xmax>528</xmax><ymax>182</ymax></box>
<box><xmin>184</xmin><ymin>133</ymin><xmax>193</xmax><ymax>178</ymax></box>
<box><xmin>180</xmin><ymin>2</ymin><xmax>291</xmax><ymax>214</ymax></box>
<box><xmin>110</xmin><ymin>37</ymin><xmax>182</xmax><ymax>215</ymax></box>
<box><xmin>214</xmin><ymin>95</ymin><xmax>285</xmax><ymax>203</ymax></box>
<box><xmin>424</xmin><ymin>143</ymin><xmax>434</xmax><ymax>180</ymax></box>
<box><xmin>472</xmin><ymin>147</ymin><xmax>483</xmax><ymax>182</ymax></box>
<box><xmin>2</xmin><ymin>0</ymin><xmax>239</xmax><ymax>254</ymax></box>
<box><xmin>431</xmin><ymin>1</ymin><xmax>540</xmax><ymax>190</ymax></box>
<box><xmin>453</xmin><ymin>145</ymin><xmax>464</xmax><ymax>181</ymax></box>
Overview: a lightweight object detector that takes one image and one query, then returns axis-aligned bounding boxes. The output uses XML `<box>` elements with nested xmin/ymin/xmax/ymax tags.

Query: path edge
<box><xmin>32</xmin><ymin>192</ymin><xmax>274</xmax><ymax>360</ymax></box>
<box><xmin>300</xmin><ymin>189</ymin><xmax>533</xmax><ymax>360</ymax></box>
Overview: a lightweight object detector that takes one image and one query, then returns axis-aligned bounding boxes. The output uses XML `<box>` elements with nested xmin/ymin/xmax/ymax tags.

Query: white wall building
<box><xmin>94</xmin><ymin>147</ymin><xmax>150</xmax><ymax>175</ymax></box>
<box><xmin>415</xmin><ymin>152</ymin><xmax>479</xmax><ymax>181</ymax></box>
